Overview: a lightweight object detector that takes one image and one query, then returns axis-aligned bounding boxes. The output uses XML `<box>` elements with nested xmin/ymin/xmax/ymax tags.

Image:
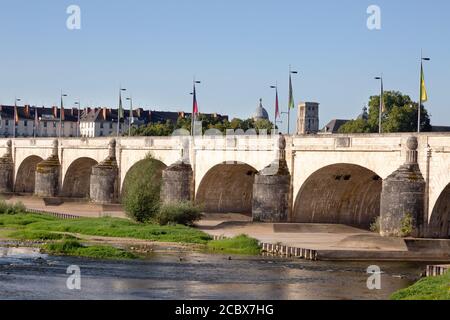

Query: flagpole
<box><xmin>117</xmin><ymin>87</ymin><xmax>127</xmax><ymax>138</ymax></box>
<box><xmin>127</xmin><ymin>96</ymin><xmax>133</xmax><ymax>137</ymax></box>
<box><xmin>14</xmin><ymin>97</ymin><xmax>21</xmax><ymax>139</ymax></box>
<box><xmin>288</xmin><ymin>66</ymin><xmax>298</xmax><ymax>136</ymax></box>
<box><xmin>191</xmin><ymin>78</ymin><xmax>201</xmax><ymax>137</ymax></box>
<box><xmin>418</xmin><ymin>60</ymin><xmax>422</xmax><ymax>134</ymax></box>
<box><xmin>33</xmin><ymin>106</ymin><xmax>36</xmax><ymax>139</ymax></box>
<box><xmin>418</xmin><ymin>54</ymin><xmax>431</xmax><ymax>133</ymax></box>
<box><xmin>270</xmin><ymin>83</ymin><xmax>279</xmax><ymax>132</ymax></box>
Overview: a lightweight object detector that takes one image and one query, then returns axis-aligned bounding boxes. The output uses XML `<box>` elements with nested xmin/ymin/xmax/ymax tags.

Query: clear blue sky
<box><xmin>0</xmin><ymin>0</ymin><xmax>449</xmax><ymax>131</ymax></box>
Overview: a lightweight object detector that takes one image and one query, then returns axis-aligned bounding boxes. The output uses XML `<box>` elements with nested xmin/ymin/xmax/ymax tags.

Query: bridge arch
<box><xmin>428</xmin><ymin>183</ymin><xmax>450</xmax><ymax>239</ymax></box>
<box><xmin>196</xmin><ymin>162</ymin><xmax>258</xmax><ymax>215</ymax></box>
<box><xmin>15</xmin><ymin>155</ymin><xmax>44</xmax><ymax>193</ymax></box>
<box><xmin>293</xmin><ymin>163</ymin><xmax>382</xmax><ymax>229</ymax></box>
<box><xmin>121</xmin><ymin>158</ymin><xmax>167</xmax><ymax>200</ymax></box>
<box><xmin>62</xmin><ymin>157</ymin><xmax>98</xmax><ymax>198</ymax></box>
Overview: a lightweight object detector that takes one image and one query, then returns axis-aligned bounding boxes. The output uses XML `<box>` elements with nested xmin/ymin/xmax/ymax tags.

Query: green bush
<box><xmin>156</xmin><ymin>202</ymin><xmax>203</xmax><ymax>226</ymax></box>
<box><xmin>122</xmin><ymin>155</ymin><xmax>165</xmax><ymax>223</ymax></box>
<box><xmin>370</xmin><ymin>216</ymin><xmax>381</xmax><ymax>233</ymax></box>
<box><xmin>401</xmin><ymin>213</ymin><xmax>414</xmax><ymax>237</ymax></box>
<box><xmin>0</xmin><ymin>201</ymin><xmax>26</xmax><ymax>215</ymax></box>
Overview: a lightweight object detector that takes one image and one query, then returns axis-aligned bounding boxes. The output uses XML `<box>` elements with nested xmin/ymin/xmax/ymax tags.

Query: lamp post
<box><xmin>418</xmin><ymin>55</ymin><xmax>430</xmax><ymax>133</ymax></box>
<box><xmin>375</xmin><ymin>75</ymin><xmax>384</xmax><ymax>134</ymax></box>
<box><xmin>74</xmin><ymin>101</ymin><xmax>80</xmax><ymax>137</ymax></box>
<box><xmin>59</xmin><ymin>93</ymin><xmax>68</xmax><ymax>138</ymax></box>
<box><xmin>13</xmin><ymin>97</ymin><xmax>21</xmax><ymax>139</ymax></box>
<box><xmin>190</xmin><ymin>79</ymin><xmax>201</xmax><ymax>136</ymax></box>
<box><xmin>126</xmin><ymin>97</ymin><xmax>133</xmax><ymax>137</ymax></box>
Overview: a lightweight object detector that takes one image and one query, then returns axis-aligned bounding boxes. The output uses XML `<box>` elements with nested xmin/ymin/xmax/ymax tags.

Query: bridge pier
<box><xmin>161</xmin><ymin>162</ymin><xmax>193</xmax><ymax>204</ymax></box>
<box><xmin>90</xmin><ymin>139</ymin><xmax>119</xmax><ymax>204</ymax></box>
<box><xmin>34</xmin><ymin>140</ymin><xmax>61</xmax><ymax>197</ymax></box>
<box><xmin>0</xmin><ymin>140</ymin><xmax>14</xmax><ymax>193</ymax></box>
<box><xmin>252</xmin><ymin>134</ymin><xmax>291</xmax><ymax>222</ymax></box>
<box><xmin>380</xmin><ymin>137</ymin><xmax>426</xmax><ymax>238</ymax></box>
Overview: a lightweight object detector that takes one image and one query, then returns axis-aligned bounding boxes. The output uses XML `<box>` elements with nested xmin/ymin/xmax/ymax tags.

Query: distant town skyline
<box><xmin>1</xmin><ymin>0</ymin><xmax>450</xmax><ymax>132</ymax></box>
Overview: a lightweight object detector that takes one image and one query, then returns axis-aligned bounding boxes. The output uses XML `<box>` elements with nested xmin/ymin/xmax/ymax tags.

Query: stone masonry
<box><xmin>380</xmin><ymin>136</ymin><xmax>426</xmax><ymax>237</ymax></box>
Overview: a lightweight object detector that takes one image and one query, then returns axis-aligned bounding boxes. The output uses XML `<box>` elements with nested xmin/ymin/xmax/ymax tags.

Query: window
<box><xmin>24</xmin><ymin>121</ymin><xmax>28</xmax><ymax>127</ymax></box>
<box><xmin>53</xmin><ymin>122</ymin><xmax>56</xmax><ymax>128</ymax></box>
<box><xmin>44</xmin><ymin>122</ymin><xmax>47</xmax><ymax>128</ymax></box>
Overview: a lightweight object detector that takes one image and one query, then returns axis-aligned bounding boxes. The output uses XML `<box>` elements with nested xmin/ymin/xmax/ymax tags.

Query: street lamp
<box><xmin>60</xmin><ymin>93</ymin><xmax>68</xmax><ymax>138</ymax></box>
<box><xmin>74</xmin><ymin>101</ymin><xmax>80</xmax><ymax>137</ymax></box>
<box><xmin>375</xmin><ymin>76</ymin><xmax>384</xmax><ymax>134</ymax></box>
<box><xmin>418</xmin><ymin>55</ymin><xmax>431</xmax><ymax>133</ymax></box>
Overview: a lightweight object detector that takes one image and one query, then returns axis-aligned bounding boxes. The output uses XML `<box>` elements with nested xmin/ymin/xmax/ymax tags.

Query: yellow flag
<box><xmin>421</xmin><ymin>65</ymin><xmax>428</xmax><ymax>102</ymax></box>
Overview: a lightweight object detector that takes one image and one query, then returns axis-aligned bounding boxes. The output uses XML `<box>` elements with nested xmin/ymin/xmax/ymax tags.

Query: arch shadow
<box><xmin>293</xmin><ymin>164</ymin><xmax>382</xmax><ymax>229</ymax></box>
<box><xmin>196</xmin><ymin>162</ymin><xmax>258</xmax><ymax>216</ymax></box>
<box><xmin>62</xmin><ymin>158</ymin><xmax>98</xmax><ymax>198</ymax></box>
<box><xmin>428</xmin><ymin>183</ymin><xmax>450</xmax><ymax>239</ymax></box>
<box><xmin>15</xmin><ymin>156</ymin><xmax>44</xmax><ymax>193</ymax></box>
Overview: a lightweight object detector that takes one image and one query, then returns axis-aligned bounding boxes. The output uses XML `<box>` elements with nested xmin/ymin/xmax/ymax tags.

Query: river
<box><xmin>0</xmin><ymin>246</ymin><xmax>426</xmax><ymax>300</ymax></box>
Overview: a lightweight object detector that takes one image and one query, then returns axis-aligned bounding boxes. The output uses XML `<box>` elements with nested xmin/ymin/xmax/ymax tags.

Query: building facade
<box><xmin>0</xmin><ymin>105</ymin><xmax>79</xmax><ymax>138</ymax></box>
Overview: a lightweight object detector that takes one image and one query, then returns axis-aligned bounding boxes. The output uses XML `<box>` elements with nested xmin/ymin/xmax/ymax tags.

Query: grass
<box><xmin>0</xmin><ymin>202</ymin><xmax>263</xmax><ymax>259</ymax></box>
<box><xmin>207</xmin><ymin>235</ymin><xmax>261</xmax><ymax>255</ymax></box>
<box><xmin>42</xmin><ymin>240</ymin><xmax>137</xmax><ymax>260</ymax></box>
<box><xmin>9</xmin><ymin>230</ymin><xmax>78</xmax><ymax>241</ymax></box>
<box><xmin>391</xmin><ymin>272</ymin><xmax>450</xmax><ymax>300</ymax></box>
<box><xmin>0</xmin><ymin>214</ymin><xmax>211</xmax><ymax>244</ymax></box>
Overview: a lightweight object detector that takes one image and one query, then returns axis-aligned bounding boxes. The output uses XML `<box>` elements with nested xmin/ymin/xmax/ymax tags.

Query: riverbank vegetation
<box><xmin>42</xmin><ymin>240</ymin><xmax>137</xmax><ymax>260</ymax></box>
<box><xmin>391</xmin><ymin>272</ymin><xmax>450</xmax><ymax>300</ymax></box>
<box><xmin>207</xmin><ymin>235</ymin><xmax>261</xmax><ymax>255</ymax></box>
<box><xmin>0</xmin><ymin>201</ymin><xmax>262</xmax><ymax>259</ymax></box>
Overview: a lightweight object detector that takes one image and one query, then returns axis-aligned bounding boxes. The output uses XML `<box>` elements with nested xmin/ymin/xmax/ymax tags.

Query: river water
<box><xmin>0</xmin><ymin>247</ymin><xmax>426</xmax><ymax>300</ymax></box>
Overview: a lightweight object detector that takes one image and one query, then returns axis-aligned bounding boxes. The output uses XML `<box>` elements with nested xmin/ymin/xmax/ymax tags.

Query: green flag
<box><xmin>289</xmin><ymin>74</ymin><xmax>295</xmax><ymax>109</ymax></box>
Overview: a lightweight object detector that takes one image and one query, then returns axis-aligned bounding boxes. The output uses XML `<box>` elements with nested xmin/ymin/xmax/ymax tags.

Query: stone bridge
<box><xmin>0</xmin><ymin>133</ymin><xmax>449</xmax><ymax>239</ymax></box>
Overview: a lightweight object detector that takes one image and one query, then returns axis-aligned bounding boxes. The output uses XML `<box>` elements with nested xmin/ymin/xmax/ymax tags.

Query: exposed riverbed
<box><xmin>0</xmin><ymin>246</ymin><xmax>428</xmax><ymax>300</ymax></box>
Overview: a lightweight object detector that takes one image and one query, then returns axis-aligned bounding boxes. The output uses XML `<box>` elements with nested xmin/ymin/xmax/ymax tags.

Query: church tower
<box><xmin>297</xmin><ymin>102</ymin><xmax>319</xmax><ymax>135</ymax></box>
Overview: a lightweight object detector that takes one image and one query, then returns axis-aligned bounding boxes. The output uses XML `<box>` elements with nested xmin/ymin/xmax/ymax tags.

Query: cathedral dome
<box><xmin>253</xmin><ymin>98</ymin><xmax>269</xmax><ymax>121</ymax></box>
<box><xmin>357</xmin><ymin>106</ymin><xmax>369</xmax><ymax>121</ymax></box>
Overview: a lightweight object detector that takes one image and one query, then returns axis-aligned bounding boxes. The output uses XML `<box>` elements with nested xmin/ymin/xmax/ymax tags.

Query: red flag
<box><xmin>60</xmin><ymin>96</ymin><xmax>65</xmax><ymax>121</ymax></box>
<box><xmin>192</xmin><ymin>85</ymin><xmax>199</xmax><ymax>116</ymax></box>
<box><xmin>275</xmin><ymin>88</ymin><xmax>280</xmax><ymax>119</ymax></box>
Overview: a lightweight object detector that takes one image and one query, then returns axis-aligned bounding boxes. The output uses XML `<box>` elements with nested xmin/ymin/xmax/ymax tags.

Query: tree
<box><xmin>122</xmin><ymin>155</ymin><xmax>165</xmax><ymax>223</ymax></box>
<box><xmin>339</xmin><ymin>91</ymin><xmax>431</xmax><ymax>133</ymax></box>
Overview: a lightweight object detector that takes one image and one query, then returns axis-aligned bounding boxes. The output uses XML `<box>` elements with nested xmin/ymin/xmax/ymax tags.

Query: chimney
<box><xmin>24</xmin><ymin>105</ymin><xmax>30</xmax><ymax>117</ymax></box>
<box><xmin>52</xmin><ymin>106</ymin><xmax>58</xmax><ymax>118</ymax></box>
<box><xmin>103</xmin><ymin>108</ymin><xmax>107</xmax><ymax>121</ymax></box>
<box><xmin>136</xmin><ymin>108</ymin><xmax>142</xmax><ymax>118</ymax></box>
